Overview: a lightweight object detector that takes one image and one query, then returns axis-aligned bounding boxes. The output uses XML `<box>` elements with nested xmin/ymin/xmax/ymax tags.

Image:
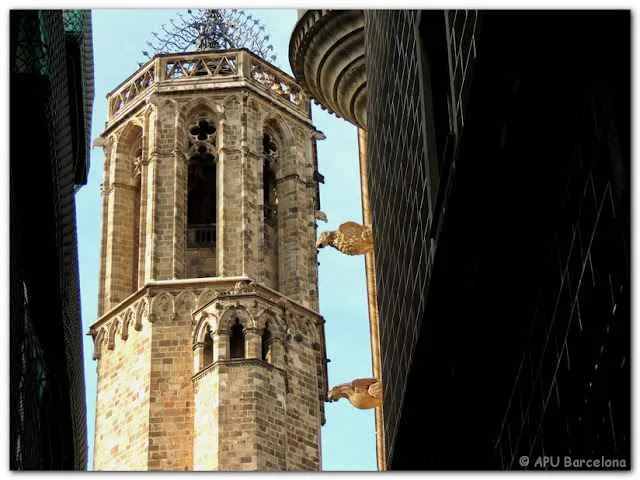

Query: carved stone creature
<box><xmin>327</xmin><ymin>378</ymin><xmax>382</xmax><ymax>409</ymax></box>
<box><xmin>314</xmin><ymin>210</ymin><xmax>328</xmax><ymax>223</ymax></box>
<box><xmin>224</xmin><ymin>280</ymin><xmax>255</xmax><ymax>296</ymax></box>
<box><xmin>316</xmin><ymin>221</ymin><xmax>373</xmax><ymax>255</ymax></box>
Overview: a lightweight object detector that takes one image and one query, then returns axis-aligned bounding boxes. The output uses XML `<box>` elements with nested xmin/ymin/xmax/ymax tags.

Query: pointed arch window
<box><xmin>229</xmin><ymin>318</ymin><xmax>245</xmax><ymax>359</ymax></box>
<box><xmin>187</xmin><ymin>117</ymin><xmax>217</xmax><ymax>247</ymax></box>
<box><xmin>131</xmin><ymin>136</ymin><xmax>143</xmax><ymax>291</ymax></box>
<box><xmin>263</xmin><ymin>132</ymin><xmax>278</xmax><ymax>223</ymax></box>
<box><xmin>203</xmin><ymin>327</ymin><xmax>214</xmax><ymax>367</ymax></box>
<box><xmin>262</xmin><ymin>129</ymin><xmax>280</xmax><ymax>290</ymax></box>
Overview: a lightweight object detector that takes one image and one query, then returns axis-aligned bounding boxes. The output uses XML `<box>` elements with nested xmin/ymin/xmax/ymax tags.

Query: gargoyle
<box><xmin>327</xmin><ymin>378</ymin><xmax>382</xmax><ymax>409</ymax></box>
<box><xmin>316</xmin><ymin>221</ymin><xmax>373</xmax><ymax>256</ymax></box>
<box><xmin>315</xmin><ymin>210</ymin><xmax>328</xmax><ymax>223</ymax></box>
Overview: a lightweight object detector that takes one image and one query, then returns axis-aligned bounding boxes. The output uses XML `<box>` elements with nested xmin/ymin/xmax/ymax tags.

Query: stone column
<box><xmin>193</xmin><ymin>342</ymin><xmax>205</xmax><ymax>372</ymax></box>
<box><xmin>244</xmin><ymin>327</ymin><xmax>262</xmax><ymax>359</ymax></box>
<box><xmin>148</xmin><ymin>99</ymin><xmax>179</xmax><ymax>280</ymax></box>
<box><xmin>270</xmin><ymin>337</ymin><xmax>285</xmax><ymax>369</ymax></box>
<box><xmin>214</xmin><ymin>330</ymin><xmax>229</xmax><ymax>361</ymax></box>
<box><xmin>103</xmin><ymin>151</ymin><xmax>140</xmax><ymax>309</ymax></box>
<box><xmin>218</xmin><ymin>107</ymin><xmax>244</xmax><ymax>276</ymax></box>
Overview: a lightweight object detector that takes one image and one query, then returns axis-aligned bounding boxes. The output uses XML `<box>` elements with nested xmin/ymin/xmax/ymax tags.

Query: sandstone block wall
<box><xmin>93</xmin><ymin>51</ymin><xmax>325</xmax><ymax>472</ymax></box>
<box><xmin>193</xmin><ymin>366</ymin><xmax>219</xmax><ymax>469</ymax></box>
<box><xmin>93</xmin><ymin>283</ymin><xmax>326</xmax><ymax>471</ymax></box>
<box><xmin>217</xmin><ymin>362</ymin><xmax>286</xmax><ymax>470</ymax></box>
<box><xmin>147</xmin><ymin>304</ymin><xmax>194</xmax><ymax>470</ymax></box>
<box><xmin>93</xmin><ymin>303</ymin><xmax>151</xmax><ymax>470</ymax></box>
<box><xmin>185</xmin><ymin>247</ymin><xmax>217</xmax><ymax>278</ymax></box>
<box><xmin>283</xmin><ymin>323</ymin><xmax>323</xmax><ymax>470</ymax></box>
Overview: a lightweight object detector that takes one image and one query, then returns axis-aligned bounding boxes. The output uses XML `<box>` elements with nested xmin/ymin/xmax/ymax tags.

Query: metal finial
<box><xmin>142</xmin><ymin>9</ymin><xmax>277</xmax><ymax>65</ymax></box>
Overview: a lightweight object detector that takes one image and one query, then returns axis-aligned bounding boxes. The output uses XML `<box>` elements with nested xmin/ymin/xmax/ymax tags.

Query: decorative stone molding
<box><xmin>197</xmin><ymin>288</ymin><xmax>216</xmax><ymax>309</ymax></box>
<box><xmin>107</xmin><ymin>318</ymin><xmax>119</xmax><ymax>350</ymax></box>
<box><xmin>92</xmin><ymin>328</ymin><xmax>107</xmax><ymax>360</ymax></box>
<box><xmin>150</xmin><ymin>292</ymin><xmax>175</xmax><ymax>323</ymax></box>
<box><xmin>92</xmin><ymin>135</ymin><xmax>109</xmax><ymax>148</ymax></box>
<box><xmin>289</xmin><ymin>10</ymin><xmax>366</xmax><ymax>128</ymax></box>
<box><xmin>121</xmin><ymin>309</ymin><xmax>134</xmax><ymax>340</ymax></box>
<box><xmin>317</xmin><ymin>221</ymin><xmax>373</xmax><ymax>255</ymax></box>
<box><xmin>134</xmin><ymin>298</ymin><xmax>147</xmax><ymax>331</ymax></box>
<box><xmin>175</xmin><ymin>290</ymin><xmax>197</xmax><ymax>317</ymax></box>
<box><xmin>192</xmin><ymin>311</ymin><xmax>215</xmax><ymax>344</ymax></box>
<box><xmin>105</xmin><ymin>50</ymin><xmax>312</xmax><ymax>134</ymax></box>
<box><xmin>180</xmin><ymin>96</ymin><xmax>225</xmax><ymax>118</ymax></box>
<box><xmin>327</xmin><ymin>377</ymin><xmax>382</xmax><ymax>409</ymax></box>
<box><xmin>146</xmin><ymin>92</ymin><xmax>176</xmax><ymax>109</ymax></box>
<box><xmin>220</xmin><ymin>280</ymin><xmax>256</xmax><ymax>296</ymax></box>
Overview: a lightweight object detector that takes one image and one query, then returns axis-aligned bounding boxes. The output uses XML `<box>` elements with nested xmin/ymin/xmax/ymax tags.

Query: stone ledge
<box><xmin>192</xmin><ymin>358</ymin><xmax>286</xmax><ymax>383</ymax></box>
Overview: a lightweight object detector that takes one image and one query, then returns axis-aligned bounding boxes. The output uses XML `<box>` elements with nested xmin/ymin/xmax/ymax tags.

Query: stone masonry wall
<box><xmin>283</xmin><ymin>318</ymin><xmax>322</xmax><ymax>470</ymax></box>
<box><xmin>147</xmin><ymin>292</ymin><xmax>196</xmax><ymax>470</ymax></box>
<box><xmin>102</xmin><ymin>155</ymin><xmax>140</xmax><ymax>309</ymax></box>
<box><xmin>263</xmin><ymin>223</ymin><xmax>279</xmax><ymax>290</ymax></box>
<box><xmin>216</xmin><ymin>361</ymin><xmax>287</xmax><ymax>470</ymax></box>
<box><xmin>93</xmin><ymin>317</ymin><xmax>151</xmax><ymax>470</ymax></box>
<box><xmin>185</xmin><ymin>247</ymin><xmax>217</xmax><ymax>278</ymax></box>
<box><xmin>193</xmin><ymin>366</ymin><xmax>219</xmax><ymax>470</ymax></box>
<box><xmin>243</xmin><ymin>96</ymin><xmax>265</xmax><ymax>283</ymax></box>
<box><xmin>150</xmin><ymin>100</ymin><xmax>178</xmax><ymax>280</ymax></box>
<box><xmin>219</xmin><ymin>98</ymin><xmax>244</xmax><ymax>277</ymax></box>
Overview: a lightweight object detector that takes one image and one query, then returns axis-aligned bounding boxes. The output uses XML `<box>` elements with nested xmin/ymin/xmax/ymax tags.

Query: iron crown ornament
<box><xmin>142</xmin><ymin>9</ymin><xmax>276</xmax><ymax>63</ymax></box>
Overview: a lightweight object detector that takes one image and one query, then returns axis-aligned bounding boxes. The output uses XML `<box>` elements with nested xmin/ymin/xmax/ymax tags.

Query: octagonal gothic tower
<box><xmin>90</xmin><ymin>47</ymin><xmax>328</xmax><ymax>470</ymax></box>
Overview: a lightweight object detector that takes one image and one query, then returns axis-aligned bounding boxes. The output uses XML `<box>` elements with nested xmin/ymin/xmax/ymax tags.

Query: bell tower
<box><xmin>90</xmin><ymin>11</ymin><xmax>327</xmax><ymax>471</ymax></box>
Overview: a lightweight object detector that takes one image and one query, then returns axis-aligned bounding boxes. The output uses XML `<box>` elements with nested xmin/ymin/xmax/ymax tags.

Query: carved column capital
<box><xmin>243</xmin><ymin>327</ymin><xmax>261</xmax><ymax>336</ymax></box>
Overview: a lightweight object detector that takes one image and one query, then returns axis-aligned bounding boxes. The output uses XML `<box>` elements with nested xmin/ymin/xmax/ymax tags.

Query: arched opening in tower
<box><xmin>229</xmin><ymin>318</ymin><xmax>245</xmax><ymax>359</ymax></box>
<box><xmin>261</xmin><ymin>323</ymin><xmax>272</xmax><ymax>363</ymax></box>
<box><xmin>131</xmin><ymin>137</ymin><xmax>142</xmax><ymax>291</ymax></box>
<box><xmin>105</xmin><ymin>124</ymin><xmax>144</xmax><ymax>307</ymax></box>
<box><xmin>263</xmin><ymin>131</ymin><xmax>279</xmax><ymax>290</ymax></box>
<box><xmin>203</xmin><ymin>326</ymin><xmax>214</xmax><ymax>367</ymax></box>
<box><xmin>187</xmin><ymin>127</ymin><xmax>217</xmax><ymax>249</ymax></box>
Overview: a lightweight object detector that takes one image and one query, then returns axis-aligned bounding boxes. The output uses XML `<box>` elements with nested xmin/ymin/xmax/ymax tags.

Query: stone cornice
<box><xmin>289</xmin><ymin>10</ymin><xmax>366</xmax><ymax>129</ymax></box>
<box><xmin>90</xmin><ymin>276</ymin><xmax>324</xmax><ymax>335</ymax></box>
<box><xmin>191</xmin><ymin>357</ymin><xmax>287</xmax><ymax>383</ymax></box>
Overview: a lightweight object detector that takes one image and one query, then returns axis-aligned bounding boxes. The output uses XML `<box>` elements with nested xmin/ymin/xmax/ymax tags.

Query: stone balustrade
<box><xmin>106</xmin><ymin>49</ymin><xmax>309</xmax><ymax>128</ymax></box>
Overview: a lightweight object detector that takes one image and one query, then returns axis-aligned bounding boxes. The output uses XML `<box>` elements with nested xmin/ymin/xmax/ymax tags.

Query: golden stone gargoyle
<box><xmin>316</xmin><ymin>221</ymin><xmax>373</xmax><ymax>256</ymax></box>
<box><xmin>327</xmin><ymin>378</ymin><xmax>382</xmax><ymax>409</ymax></box>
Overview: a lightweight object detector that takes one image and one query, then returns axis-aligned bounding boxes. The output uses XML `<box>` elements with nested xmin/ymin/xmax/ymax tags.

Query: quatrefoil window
<box><xmin>190</xmin><ymin>119</ymin><xmax>216</xmax><ymax>141</ymax></box>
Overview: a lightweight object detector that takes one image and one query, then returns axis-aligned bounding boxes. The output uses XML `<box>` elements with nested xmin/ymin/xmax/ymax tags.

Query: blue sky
<box><xmin>77</xmin><ymin>9</ymin><xmax>376</xmax><ymax>470</ymax></box>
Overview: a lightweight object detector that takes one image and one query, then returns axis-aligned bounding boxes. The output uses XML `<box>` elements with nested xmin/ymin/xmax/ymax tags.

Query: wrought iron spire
<box><xmin>142</xmin><ymin>9</ymin><xmax>276</xmax><ymax>63</ymax></box>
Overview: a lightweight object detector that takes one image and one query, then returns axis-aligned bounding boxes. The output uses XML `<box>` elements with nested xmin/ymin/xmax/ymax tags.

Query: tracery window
<box><xmin>187</xmin><ymin>118</ymin><xmax>217</xmax><ymax>247</ymax></box>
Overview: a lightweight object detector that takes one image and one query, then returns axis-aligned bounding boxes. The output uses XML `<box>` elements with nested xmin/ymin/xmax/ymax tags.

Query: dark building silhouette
<box><xmin>10</xmin><ymin>10</ymin><xmax>94</xmax><ymax>470</ymax></box>
<box><xmin>365</xmin><ymin>10</ymin><xmax>629</xmax><ymax>469</ymax></box>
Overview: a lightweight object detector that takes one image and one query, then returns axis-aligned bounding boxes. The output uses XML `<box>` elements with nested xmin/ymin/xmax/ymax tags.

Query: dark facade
<box><xmin>365</xmin><ymin>11</ymin><xmax>630</xmax><ymax>469</ymax></box>
<box><xmin>10</xmin><ymin>10</ymin><xmax>94</xmax><ymax>470</ymax></box>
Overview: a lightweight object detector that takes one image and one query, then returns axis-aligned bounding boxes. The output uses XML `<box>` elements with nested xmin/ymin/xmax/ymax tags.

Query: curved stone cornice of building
<box><xmin>289</xmin><ymin>9</ymin><xmax>366</xmax><ymax>129</ymax></box>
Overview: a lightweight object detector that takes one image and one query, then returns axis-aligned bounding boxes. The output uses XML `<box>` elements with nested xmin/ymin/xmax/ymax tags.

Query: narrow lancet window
<box><xmin>203</xmin><ymin>327</ymin><xmax>213</xmax><ymax>367</ymax></box>
<box><xmin>263</xmin><ymin>131</ymin><xmax>280</xmax><ymax>289</ymax></box>
<box><xmin>263</xmin><ymin>133</ymin><xmax>278</xmax><ymax>223</ymax></box>
<box><xmin>187</xmin><ymin>118</ymin><xmax>217</xmax><ymax>248</ymax></box>
<box><xmin>229</xmin><ymin>318</ymin><xmax>245</xmax><ymax>359</ymax></box>
<box><xmin>261</xmin><ymin>324</ymin><xmax>272</xmax><ymax>363</ymax></box>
